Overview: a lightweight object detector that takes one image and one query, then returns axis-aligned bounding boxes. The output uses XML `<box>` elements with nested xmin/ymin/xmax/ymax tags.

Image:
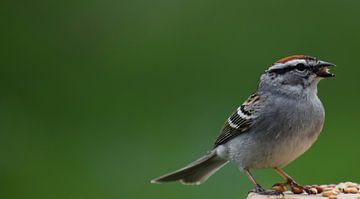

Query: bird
<box><xmin>151</xmin><ymin>55</ymin><xmax>336</xmax><ymax>195</ymax></box>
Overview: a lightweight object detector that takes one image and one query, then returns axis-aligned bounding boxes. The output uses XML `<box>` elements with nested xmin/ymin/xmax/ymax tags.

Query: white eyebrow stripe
<box><xmin>267</xmin><ymin>59</ymin><xmax>307</xmax><ymax>71</ymax></box>
<box><xmin>283</xmin><ymin>59</ymin><xmax>307</xmax><ymax>66</ymax></box>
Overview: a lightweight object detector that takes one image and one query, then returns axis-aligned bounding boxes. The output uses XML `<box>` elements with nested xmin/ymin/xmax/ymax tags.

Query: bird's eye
<box><xmin>295</xmin><ymin>63</ymin><xmax>306</xmax><ymax>72</ymax></box>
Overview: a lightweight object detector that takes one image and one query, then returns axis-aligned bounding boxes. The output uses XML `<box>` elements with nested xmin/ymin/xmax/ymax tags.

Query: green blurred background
<box><xmin>1</xmin><ymin>0</ymin><xmax>359</xmax><ymax>199</ymax></box>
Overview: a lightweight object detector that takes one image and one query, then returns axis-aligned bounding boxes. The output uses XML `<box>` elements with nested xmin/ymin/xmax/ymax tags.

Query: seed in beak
<box><xmin>316</xmin><ymin>66</ymin><xmax>335</xmax><ymax>78</ymax></box>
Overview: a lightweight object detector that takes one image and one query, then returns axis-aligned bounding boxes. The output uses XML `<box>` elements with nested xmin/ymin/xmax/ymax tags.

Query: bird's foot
<box><xmin>251</xmin><ymin>184</ymin><xmax>284</xmax><ymax>196</ymax></box>
<box><xmin>290</xmin><ymin>182</ymin><xmax>305</xmax><ymax>194</ymax></box>
<box><xmin>272</xmin><ymin>183</ymin><xmax>287</xmax><ymax>192</ymax></box>
<box><xmin>272</xmin><ymin>181</ymin><xmax>317</xmax><ymax>195</ymax></box>
<box><xmin>258</xmin><ymin>190</ymin><xmax>284</xmax><ymax>196</ymax></box>
<box><xmin>290</xmin><ymin>182</ymin><xmax>318</xmax><ymax>194</ymax></box>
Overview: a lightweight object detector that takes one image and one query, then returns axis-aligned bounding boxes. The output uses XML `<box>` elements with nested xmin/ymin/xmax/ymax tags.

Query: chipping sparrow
<box><xmin>151</xmin><ymin>55</ymin><xmax>335</xmax><ymax>195</ymax></box>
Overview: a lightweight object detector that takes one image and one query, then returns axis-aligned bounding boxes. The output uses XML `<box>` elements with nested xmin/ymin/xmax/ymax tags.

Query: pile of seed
<box><xmin>293</xmin><ymin>182</ymin><xmax>359</xmax><ymax>199</ymax></box>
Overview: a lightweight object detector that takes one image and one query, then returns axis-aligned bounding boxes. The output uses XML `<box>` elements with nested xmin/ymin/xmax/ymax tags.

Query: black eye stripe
<box><xmin>296</xmin><ymin>63</ymin><xmax>305</xmax><ymax>69</ymax></box>
<box><xmin>295</xmin><ymin>63</ymin><xmax>310</xmax><ymax>71</ymax></box>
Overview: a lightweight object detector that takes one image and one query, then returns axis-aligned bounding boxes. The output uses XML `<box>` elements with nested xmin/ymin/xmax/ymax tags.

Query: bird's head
<box><xmin>259</xmin><ymin>55</ymin><xmax>336</xmax><ymax>96</ymax></box>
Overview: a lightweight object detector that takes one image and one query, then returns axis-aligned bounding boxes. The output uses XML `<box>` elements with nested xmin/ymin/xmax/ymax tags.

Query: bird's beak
<box><xmin>314</xmin><ymin>60</ymin><xmax>336</xmax><ymax>78</ymax></box>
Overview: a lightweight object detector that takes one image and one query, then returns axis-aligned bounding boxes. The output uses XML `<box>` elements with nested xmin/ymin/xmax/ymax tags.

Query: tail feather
<box><xmin>151</xmin><ymin>150</ymin><xmax>228</xmax><ymax>185</ymax></box>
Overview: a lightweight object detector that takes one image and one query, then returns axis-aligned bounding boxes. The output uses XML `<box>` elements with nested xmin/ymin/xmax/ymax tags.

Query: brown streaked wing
<box><xmin>213</xmin><ymin>93</ymin><xmax>261</xmax><ymax>147</ymax></box>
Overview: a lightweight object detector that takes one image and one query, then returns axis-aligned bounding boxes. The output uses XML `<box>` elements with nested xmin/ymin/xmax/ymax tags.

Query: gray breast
<box><xmin>223</xmin><ymin>94</ymin><xmax>325</xmax><ymax>169</ymax></box>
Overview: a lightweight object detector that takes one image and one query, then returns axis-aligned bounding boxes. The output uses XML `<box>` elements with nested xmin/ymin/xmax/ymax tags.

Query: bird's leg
<box><xmin>273</xmin><ymin>167</ymin><xmax>316</xmax><ymax>194</ymax></box>
<box><xmin>244</xmin><ymin>169</ymin><xmax>284</xmax><ymax>195</ymax></box>
<box><xmin>273</xmin><ymin>167</ymin><xmax>298</xmax><ymax>188</ymax></box>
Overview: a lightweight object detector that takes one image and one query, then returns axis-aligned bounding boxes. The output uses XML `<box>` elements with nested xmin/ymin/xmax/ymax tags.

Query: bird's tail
<box><xmin>151</xmin><ymin>150</ymin><xmax>228</xmax><ymax>185</ymax></box>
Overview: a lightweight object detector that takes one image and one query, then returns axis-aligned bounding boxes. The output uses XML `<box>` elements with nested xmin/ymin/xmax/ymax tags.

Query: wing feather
<box><xmin>213</xmin><ymin>93</ymin><xmax>262</xmax><ymax>147</ymax></box>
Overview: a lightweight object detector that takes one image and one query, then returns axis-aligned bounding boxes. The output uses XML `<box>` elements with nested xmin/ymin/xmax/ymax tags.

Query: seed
<box><xmin>272</xmin><ymin>185</ymin><xmax>285</xmax><ymax>192</ymax></box>
<box><xmin>335</xmin><ymin>184</ymin><xmax>346</xmax><ymax>192</ymax></box>
<box><xmin>291</xmin><ymin>186</ymin><xmax>304</xmax><ymax>194</ymax></box>
<box><xmin>322</xmin><ymin>190</ymin><xmax>339</xmax><ymax>197</ymax></box>
<box><xmin>344</xmin><ymin>187</ymin><xmax>358</xmax><ymax>194</ymax></box>
<box><xmin>323</xmin><ymin>186</ymin><xmax>335</xmax><ymax>191</ymax></box>
<box><xmin>308</xmin><ymin>187</ymin><xmax>318</xmax><ymax>194</ymax></box>
<box><xmin>335</xmin><ymin>187</ymin><xmax>343</xmax><ymax>192</ymax></box>
<box><xmin>327</xmin><ymin>195</ymin><xmax>337</xmax><ymax>199</ymax></box>
<box><xmin>345</xmin><ymin>182</ymin><xmax>358</xmax><ymax>187</ymax></box>
<box><xmin>312</xmin><ymin>185</ymin><xmax>323</xmax><ymax>193</ymax></box>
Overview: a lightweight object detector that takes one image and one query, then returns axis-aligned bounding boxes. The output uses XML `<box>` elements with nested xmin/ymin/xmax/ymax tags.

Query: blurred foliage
<box><xmin>0</xmin><ymin>0</ymin><xmax>359</xmax><ymax>199</ymax></box>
